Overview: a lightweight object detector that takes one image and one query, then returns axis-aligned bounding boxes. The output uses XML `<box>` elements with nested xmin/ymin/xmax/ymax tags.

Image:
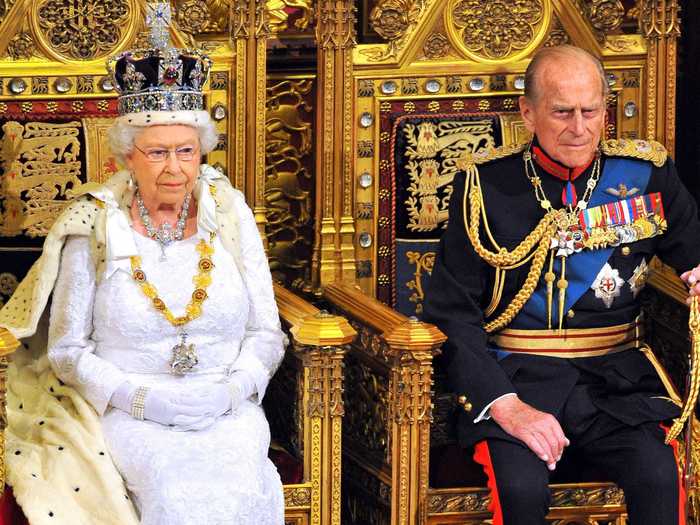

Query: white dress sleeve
<box><xmin>228</xmin><ymin>196</ymin><xmax>285</xmax><ymax>402</ymax></box>
<box><xmin>47</xmin><ymin>235</ymin><xmax>128</xmax><ymax>415</ymax></box>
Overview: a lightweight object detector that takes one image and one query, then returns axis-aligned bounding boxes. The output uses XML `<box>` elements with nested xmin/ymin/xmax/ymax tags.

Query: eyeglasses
<box><xmin>133</xmin><ymin>144</ymin><xmax>199</xmax><ymax>163</ymax></box>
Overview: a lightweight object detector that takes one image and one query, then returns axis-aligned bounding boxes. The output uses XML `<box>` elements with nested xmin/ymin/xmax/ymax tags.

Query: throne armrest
<box><xmin>323</xmin><ymin>282</ymin><xmax>445</xmax><ymax>524</ymax></box>
<box><xmin>271</xmin><ymin>283</ymin><xmax>355</xmax><ymax>524</ymax></box>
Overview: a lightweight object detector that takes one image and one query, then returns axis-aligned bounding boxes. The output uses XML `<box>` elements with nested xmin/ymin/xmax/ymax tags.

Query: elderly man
<box><xmin>424</xmin><ymin>44</ymin><xmax>700</xmax><ymax>525</ymax></box>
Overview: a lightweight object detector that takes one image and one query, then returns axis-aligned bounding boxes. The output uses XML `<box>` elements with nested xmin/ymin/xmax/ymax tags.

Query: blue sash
<box><xmin>508</xmin><ymin>158</ymin><xmax>652</xmax><ymax>330</ymax></box>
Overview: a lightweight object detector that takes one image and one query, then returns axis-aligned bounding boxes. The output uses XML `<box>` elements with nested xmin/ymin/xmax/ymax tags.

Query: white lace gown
<box><xmin>46</xmin><ymin>199</ymin><xmax>286</xmax><ymax>524</ymax></box>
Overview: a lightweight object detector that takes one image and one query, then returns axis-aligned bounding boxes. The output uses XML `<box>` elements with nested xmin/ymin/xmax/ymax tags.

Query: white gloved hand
<box><xmin>110</xmin><ymin>381</ymin><xmax>209</xmax><ymax>426</ymax></box>
<box><xmin>171</xmin><ymin>383</ymin><xmax>233</xmax><ymax>431</ymax></box>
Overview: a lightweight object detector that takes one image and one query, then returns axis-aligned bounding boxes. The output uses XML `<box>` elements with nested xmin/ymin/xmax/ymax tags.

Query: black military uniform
<box><xmin>423</xmin><ymin>137</ymin><xmax>700</xmax><ymax>525</ymax></box>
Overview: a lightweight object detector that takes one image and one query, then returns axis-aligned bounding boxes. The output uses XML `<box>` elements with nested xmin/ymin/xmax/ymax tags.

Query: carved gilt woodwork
<box><xmin>265</xmin><ymin>77</ymin><xmax>316</xmax><ymax>290</ymax></box>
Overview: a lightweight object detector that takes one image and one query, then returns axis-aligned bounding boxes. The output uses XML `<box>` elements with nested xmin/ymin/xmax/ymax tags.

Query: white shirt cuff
<box><xmin>473</xmin><ymin>392</ymin><xmax>517</xmax><ymax>423</ymax></box>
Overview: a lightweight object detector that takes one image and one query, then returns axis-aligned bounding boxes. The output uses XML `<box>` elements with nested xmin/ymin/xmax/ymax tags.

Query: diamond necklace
<box><xmin>136</xmin><ymin>191</ymin><xmax>191</xmax><ymax>260</ymax></box>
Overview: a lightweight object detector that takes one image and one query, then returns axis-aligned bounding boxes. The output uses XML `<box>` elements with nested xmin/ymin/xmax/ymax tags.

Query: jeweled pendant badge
<box><xmin>170</xmin><ymin>331</ymin><xmax>198</xmax><ymax>375</ymax></box>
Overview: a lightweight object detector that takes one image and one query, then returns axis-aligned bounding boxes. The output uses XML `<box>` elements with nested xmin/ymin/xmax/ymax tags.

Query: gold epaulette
<box><xmin>456</xmin><ymin>142</ymin><xmax>528</xmax><ymax>170</ymax></box>
<box><xmin>601</xmin><ymin>138</ymin><xmax>668</xmax><ymax>168</ymax></box>
<box><xmin>0</xmin><ymin>327</ymin><xmax>20</xmax><ymax>356</ymax></box>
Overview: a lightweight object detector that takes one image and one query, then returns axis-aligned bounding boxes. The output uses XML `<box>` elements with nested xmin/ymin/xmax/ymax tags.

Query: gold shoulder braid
<box><xmin>601</xmin><ymin>138</ymin><xmax>667</xmax><ymax>168</ymax></box>
<box><xmin>461</xmin><ymin>142</ymin><xmax>604</xmax><ymax>333</ymax></box>
<box><xmin>460</xmin><ymin>143</ymin><xmax>558</xmax><ymax>333</ymax></box>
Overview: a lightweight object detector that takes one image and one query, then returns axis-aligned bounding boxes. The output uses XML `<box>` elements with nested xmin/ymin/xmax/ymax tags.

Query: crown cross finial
<box><xmin>146</xmin><ymin>1</ymin><xmax>172</xmax><ymax>50</ymax></box>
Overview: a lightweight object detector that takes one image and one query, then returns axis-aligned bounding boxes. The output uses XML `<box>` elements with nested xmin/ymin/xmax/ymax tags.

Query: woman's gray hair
<box><xmin>107</xmin><ymin>118</ymin><xmax>218</xmax><ymax>165</ymax></box>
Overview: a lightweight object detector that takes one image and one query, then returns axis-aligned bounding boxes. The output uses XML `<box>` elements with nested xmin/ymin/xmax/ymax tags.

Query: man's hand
<box><xmin>680</xmin><ymin>265</ymin><xmax>700</xmax><ymax>303</ymax></box>
<box><xmin>489</xmin><ymin>395</ymin><xmax>569</xmax><ymax>471</ymax></box>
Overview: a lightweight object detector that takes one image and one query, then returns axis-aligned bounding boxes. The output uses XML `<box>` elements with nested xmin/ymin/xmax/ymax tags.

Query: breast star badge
<box><xmin>628</xmin><ymin>259</ymin><xmax>649</xmax><ymax>298</ymax></box>
<box><xmin>591</xmin><ymin>263</ymin><xmax>624</xmax><ymax>308</ymax></box>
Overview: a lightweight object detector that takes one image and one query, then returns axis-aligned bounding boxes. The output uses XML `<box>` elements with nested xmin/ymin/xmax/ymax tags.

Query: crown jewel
<box><xmin>106</xmin><ymin>1</ymin><xmax>211</xmax><ymax>117</ymax></box>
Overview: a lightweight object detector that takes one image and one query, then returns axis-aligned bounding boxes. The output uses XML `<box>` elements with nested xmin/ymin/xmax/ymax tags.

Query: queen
<box><xmin>0</xmin><ymin>4</ymin><xmax>285</xmax><ymax>524</ymax></box>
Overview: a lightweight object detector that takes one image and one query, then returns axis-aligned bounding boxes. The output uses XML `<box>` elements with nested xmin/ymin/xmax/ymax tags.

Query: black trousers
<box><xmin>473</xmin><ymin>420</ymin><xmax>683</xmax><ymax>525</ymax></box>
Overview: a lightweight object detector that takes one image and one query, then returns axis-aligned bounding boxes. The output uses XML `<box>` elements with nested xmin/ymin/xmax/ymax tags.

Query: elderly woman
<box><xmin>0</xmin><ymin>7</ymin><xmax>285</xmax><ymax>525</ymax></box>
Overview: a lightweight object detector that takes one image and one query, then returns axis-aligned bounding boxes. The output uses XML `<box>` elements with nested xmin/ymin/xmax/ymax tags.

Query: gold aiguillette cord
<box><xmin>557</xmin><ymin>256</ymin><xmax>568</xmax><ymax>332</ymax></box>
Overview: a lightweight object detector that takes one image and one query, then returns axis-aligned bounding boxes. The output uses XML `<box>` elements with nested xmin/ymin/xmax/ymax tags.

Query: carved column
<box><xmin>292</xmin><ymin>312</ymin><xmax>355</xmax><ymax>525</ymax></box>
<box><xmin>231</xmin><ymin>0</ymin><xmax>270</xmax><ymax>238</ymax></box>
<box><xmin>384</xmin><ymin>321</ymin><xmax>444</xmax><ymax>525</ymax></box>
<box><xmin>640</xmin><ymin>0</ymin><xmax>681</xmax><ymax>152</ymax></box>
<box><xmin>312</xmin><ymin>0</ymin><xmax>357</xmax><ymax>289</ymax></box>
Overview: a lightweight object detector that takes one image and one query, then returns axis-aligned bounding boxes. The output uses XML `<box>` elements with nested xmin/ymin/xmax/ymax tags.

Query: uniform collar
<box><xmin>531</xmin><ymin>138</ymin><xmax>594</xmax><ymax>182</ymax></box>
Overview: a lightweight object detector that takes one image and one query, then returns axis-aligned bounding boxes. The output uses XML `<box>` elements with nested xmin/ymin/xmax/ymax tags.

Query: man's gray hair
<box><xmin>107</xmin><ymin>119</ymin><xmax>218</xmax><ymax>165</ymax></box>
<box><xmin>524</xmin><ymin>45</ymin><xmax>609</xmax><ymax>102</ymax></box>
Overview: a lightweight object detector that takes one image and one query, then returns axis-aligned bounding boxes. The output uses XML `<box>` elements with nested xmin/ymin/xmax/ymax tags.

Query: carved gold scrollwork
<box><xmin>0</xmin><ymin>121</ymin><xmax>83</xmax><ymax>238</ymax></box>
<box><xmin>284</xmin><ymin>486</ymin><xmax>312</xmax><ymax>507</ymax></box>
<box><xmin>549</xmin><ymin>486</ymin><xmax>625</xmax><ymax>507</ymax></box>
<box><xmin>265</xmin><ymin>79</ymin><xmax>314</xmax><ymax>287</ymax></box>
<box><xmin>406</xmin><ymin>251</ymin><xmax>435</xmax><ymax>315</ymax></box>
<box><xmin>445</xmin><ymin>0</ymin><xmax>550</xmax><ymax>63</ymax></box>
<box><xmin>35</xmin><ymin>0</ymin><xmax>131</xmax><ymax>61</ymax></box>
<box><xmin>344</xmin><ymin>355</ymin><xmax>389</xmax><ymax>458</ymax></box>
<box><xmin>427</xmin><ymin>492</ymin><xmax>490</xmax><ymax>513</ymax></box>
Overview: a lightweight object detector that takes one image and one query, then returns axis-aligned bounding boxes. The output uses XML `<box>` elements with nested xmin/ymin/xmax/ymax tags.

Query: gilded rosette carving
<box><xmin>6</xmin><ymin>33</ymin><xmax>35</xmax><ymax>60</ymax></box>
<box><xmin>172</xmin><ymin>0</ymin><xmax>229</xmax><ymax>34</ymax></box>
<box><xmin>34</xmin><ymin>0</ymin><xmax>132</xmax><ymax>61</ymax></box>
<box><xmin>445</xmin><ymin>0</ymin><xmax>550</xmax><ymax>63</ymax></box>
<box><xmin>369</xmin><ymin>0</ymin><xmax>411</xmax><ymax>40</ymax></box>
<box><xmin>423</xmin><ymin>32</ymin><xmax>450</xmax><ymax>59</ymax></box>
<box><xmin>360</xmin><ymin>0</ymin><xmax>436</xmax><ymax>61</ymax></box>
<box><xmin>587</xmin><ymin>0</ymin><xmax>625</xmax><ymax>33</ymax></box>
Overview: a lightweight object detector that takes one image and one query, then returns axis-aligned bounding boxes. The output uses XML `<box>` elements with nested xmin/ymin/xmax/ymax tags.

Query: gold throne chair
<box><xmin>0</xmin><ymin>2</ymin><xmax>353</xmax><ymax>525</ymax></box>
<box><xmin>317</xmin><ymin>1</ymin><xmax>700</xmax><ymax>523</ymax></box>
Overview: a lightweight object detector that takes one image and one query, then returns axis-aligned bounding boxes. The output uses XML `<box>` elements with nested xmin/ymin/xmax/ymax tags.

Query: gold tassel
<box><xmin>544</xmin><ymin>250</ymin><xmax>556</xmax><ymax>329</ymax></box>
<box><xmin>557</xmin><ymin>256</ymin><xmax>568</xmax><ymax>333</ymax></box>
